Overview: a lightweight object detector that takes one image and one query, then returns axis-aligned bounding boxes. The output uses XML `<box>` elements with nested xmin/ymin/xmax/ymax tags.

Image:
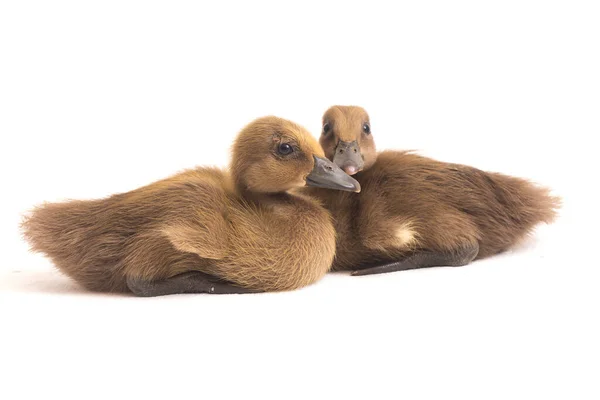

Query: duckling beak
<box><xmin>306</xmin><ymin>156</ymin><xmax>361</xmax><ymax>192</ymax></box>
<box><xmin>332</xmin><ymin>140</ymin><xmax>364</xmax><ymax>176</ymax></box>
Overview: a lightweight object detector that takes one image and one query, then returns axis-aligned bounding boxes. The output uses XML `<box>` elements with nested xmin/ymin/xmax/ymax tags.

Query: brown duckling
<box><xmin>21</xmin><ymin>116</ymin><xmax>360</xmax><ymax>295</ymax></box>
<box><xmin>302</xmin><ymin>105</ymin><xmax>561</xmax><ymax>275</ymax></box>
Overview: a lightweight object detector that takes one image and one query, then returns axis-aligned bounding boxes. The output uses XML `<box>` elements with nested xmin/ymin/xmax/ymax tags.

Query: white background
<box><xmin>1</xmin><ymin>1</ymin><xmax>598</xmax><ymax>399</ymax></box>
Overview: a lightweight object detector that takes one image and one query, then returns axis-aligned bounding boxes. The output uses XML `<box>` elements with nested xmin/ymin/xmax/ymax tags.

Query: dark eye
<box><xmin>278</xmin><ymin>143</ymin><xmax>294</xmax><ymax>155</ymax></box>
<box><xmin>363</xmin><ymin>123</ymin><xmax>371</xmax><ymax>134</ymax></box>
<box><xmin>323</xmin><ymin>123</ymin><xmax>331</xmax><ymax>135</ymax></box>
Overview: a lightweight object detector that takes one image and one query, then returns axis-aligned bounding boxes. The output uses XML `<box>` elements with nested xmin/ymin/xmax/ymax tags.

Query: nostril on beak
<box><xmin>353</xmin><ymin>148</ymin><xmax>358</xmax><ymax>153</ymax></box>
<box><xmin>338</xmin><ymin>149</ymin><xmax>344</xmax><ymax>154</ymax></box>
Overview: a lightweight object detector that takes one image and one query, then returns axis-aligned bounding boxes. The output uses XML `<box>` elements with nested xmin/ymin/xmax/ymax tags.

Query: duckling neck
<box><xmin>233</xmin><ymin>185</ymin><xmax>288</xmax><ymax>204</ymax></box>
<box><xmin>231</xmin><ymin>171</ymin><xmax>298</xmax><ymax>207</ymax></box>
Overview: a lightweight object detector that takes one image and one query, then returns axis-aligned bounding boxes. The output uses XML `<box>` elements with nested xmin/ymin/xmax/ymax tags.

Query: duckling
<box><xmin>302</xmin><ymin>105</ymin><xmax>561</xmax><ymax>275</ymax></box>
<box><xmin>21</xmin><ymin>116</ymin><xmax>360</xmax><ymax>295</ymax></box>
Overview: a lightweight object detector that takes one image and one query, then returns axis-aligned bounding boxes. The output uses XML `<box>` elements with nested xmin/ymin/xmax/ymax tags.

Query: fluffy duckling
<box><xmin>303</xmin><ymin>105</ymin><xmax>561</xmax><ymax>275</ymax></box>
<box><xmin>22</xmin><ymin>116</ymin><xmax>360</xmax><ymax>295</ymax></box>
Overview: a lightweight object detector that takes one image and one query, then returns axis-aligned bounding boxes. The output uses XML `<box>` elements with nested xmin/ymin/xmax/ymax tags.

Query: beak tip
<box><xmin>344</xmin><ymin>166</ymin><xmax>358</xmax><ymax>175</ymax></box>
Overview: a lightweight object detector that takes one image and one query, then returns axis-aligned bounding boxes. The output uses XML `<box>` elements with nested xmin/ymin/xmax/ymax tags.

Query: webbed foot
<box><xmin>352</xmin><ymin>243</ymin><xmax>479</xmax><ymax>276</ymax></box>
<box><xmin>127</xmin><ymin>271</ymin><xmax>256</xmax><ymax>297</ymax></box>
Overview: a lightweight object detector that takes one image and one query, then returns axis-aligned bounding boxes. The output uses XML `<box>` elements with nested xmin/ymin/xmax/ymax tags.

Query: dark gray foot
<box><xmin>352</xmin><ymin>242</ymin><xmax>479</xmax><ymax>276</ymax></box>
<box><xmin>127</xmin><ymin>271</ymin><xmax>256</xmax><ymax>297</ymax></box>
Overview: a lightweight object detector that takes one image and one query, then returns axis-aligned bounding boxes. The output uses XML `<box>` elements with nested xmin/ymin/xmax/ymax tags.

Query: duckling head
<box><xmin>320</xmin><ymin>105</ymin><xmax>377</xmax><ymax>175</ymax></box>
<box><xmin>231</xmin><ymin>116</ymin><xmax>360</xmax><ymax>194</ymax></box>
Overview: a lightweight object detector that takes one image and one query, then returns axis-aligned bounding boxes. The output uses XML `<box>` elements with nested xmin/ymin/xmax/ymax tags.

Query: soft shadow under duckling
<box><xmin>22</xmin><ymin>116</ymin><xmax>359</xmax><ymax>296</ymax></box>
<box><xmin>303</xmin><ymin>105</ymin><xmax>561</xmax><ymax>275</ymax></box>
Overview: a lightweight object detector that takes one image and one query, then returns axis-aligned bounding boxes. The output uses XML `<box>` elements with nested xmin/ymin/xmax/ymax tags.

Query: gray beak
<box><xmin>332</xmin><ymin>140</ymin><xmax>364</xmax><ymax>175</ymax></box>
<box><xmin>306</xmin><ymin>156</ymin><xmax>361</xmax><ymax>192</ymax></box>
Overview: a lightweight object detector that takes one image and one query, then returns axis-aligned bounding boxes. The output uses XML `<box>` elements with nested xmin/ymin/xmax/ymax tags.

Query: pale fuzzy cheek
<box><xmin>293</xmin><ymin>178</ymin><xmax>307</xmax><ymax>188</ymax></box>
<box><xmin>275</xmin><ymin>179</ymin><xmax>305</xmax><ymax>192</ymax></box>
<box><xmin>275</xmin><ymin>176</ymin><xmax>306</xmax><ymax>191</ymax></box>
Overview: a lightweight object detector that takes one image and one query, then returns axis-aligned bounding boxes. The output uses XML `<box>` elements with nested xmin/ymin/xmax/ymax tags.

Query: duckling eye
<box><xmin>278</xmin><ymin>143</ymin><xmax>294</xmax><ymax>156</ymax></box>
<box><xmin>323</xmin><ymin>123</ymin><xmax>331</xmax><ymax>135</ymax></box>
<box><xmin>363</xmin><ymin>123</ymin><xmax>371</xmax><ymax>135</ymax></box>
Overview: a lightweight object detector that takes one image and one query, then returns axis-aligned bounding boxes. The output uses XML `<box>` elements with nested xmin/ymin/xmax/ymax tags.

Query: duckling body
<box><xmin>303</xmin><ymin>106</ymin><xmax>561</xmax><ymax>274</ymax></box>
<box><xmin>22</xmin><ymin>116</ymin><xmax>359</xmax><ymax>294</ymax></box>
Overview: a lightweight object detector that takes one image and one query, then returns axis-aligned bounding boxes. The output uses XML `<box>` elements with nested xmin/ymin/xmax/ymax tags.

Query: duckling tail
<box><xmin>488</xmin><ymin>172</ymin><xmax>562</xmax><ymax>227</ymax></box>
<box><xmin>21</xmin><ymin>198</ymin><xmax>127</xmax><ymax>292</ymax></box>
<box><xmin>23</xmin><ymin>201</ymin><xmax>81</xmax><ymax>256</ymax></box>
<box><xmin>472</xmin><ymin>171</ymin><xmax>562</xmax><ymax>258</ymax></box>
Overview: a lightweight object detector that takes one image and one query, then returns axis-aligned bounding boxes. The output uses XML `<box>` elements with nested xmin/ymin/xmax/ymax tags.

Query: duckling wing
<box><xmin>161</xmin><ymin>214</ymin><xmax>229</xmax><ymax>260</ymax></box>
<box><xmin>158</xmin><ymin>168</ymin><xmax>230</xmax><ymax>260</ymax></box>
